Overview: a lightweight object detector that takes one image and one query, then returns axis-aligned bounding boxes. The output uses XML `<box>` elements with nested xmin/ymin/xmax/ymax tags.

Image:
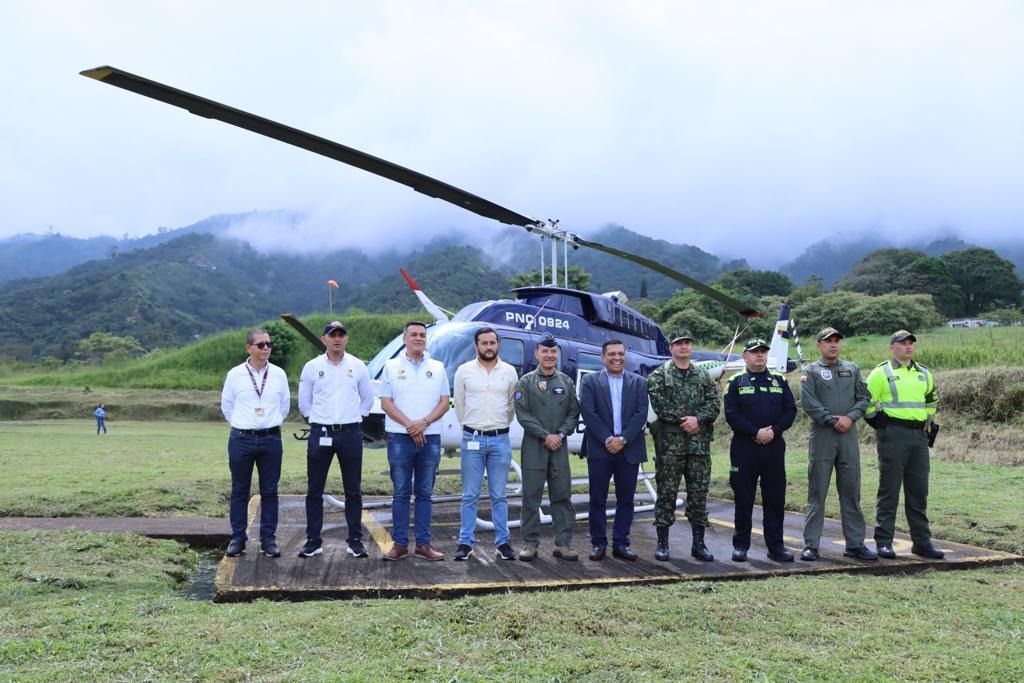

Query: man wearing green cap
<box><xmin>646</xmin><ymin>330</ymin><xmax>720</xmax><ymax>561</ymax></box>
<box><xmin>864</xmin><ymin>330</ymin><xmax>943</xmax><ymax>560</ymax></box>
<box><xmin>724</xmin><ymin>337</ymin><xmax>797</xmax><ymax>562</ymax></box>
<box><xmin>514</xmin><ymin>336</ymin><xmax>581</xmax><ymax>561</ymax></box>
<box><xmin>798</xmin><ymin>327</ymin><xmax>876</xmax><ymax>561</ymax></box>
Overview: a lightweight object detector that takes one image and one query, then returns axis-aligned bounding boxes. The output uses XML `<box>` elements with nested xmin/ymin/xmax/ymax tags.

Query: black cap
<box><xmin>743</xmin><ymin>337</ymin><xmax>770</xmax><ymax>352</ymax></box>
<box><xmin>537</xmin><ymin>335</ymin><xmax>559</xmax><ymax>348</ymax></box>
<box><xmin>890</xmin><ymin>329</ymin><xmax>916</xmax><ymax>343</ymax></box>
<box><xmin>323</xmin><ymin>320</ymin><xmax>348</xmax><ymax>335</ymax></box>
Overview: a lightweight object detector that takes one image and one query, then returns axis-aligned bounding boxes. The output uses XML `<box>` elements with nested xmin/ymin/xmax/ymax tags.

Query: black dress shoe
<box><xmin>767</xmin><ymin>547</ymin><xmax>795</xmax><ymax>562</ymax></box>
<box><xmin>260</xmin><ymin>540</ymin><xmax>281</xmax><ymax>558</ymax></box>
<box><xmin>911</xmin><ymin>542</ymin><xmax>945</xmax><ymax>559</ymax></box>
<box><xmin>612</xmin><ymin>546</ymin><xmax>638</xmax><ymax>561</ymax></box>
<box><xmin>225</xmin><ymin>538</ymin><xmax>246</xmax><ymax>557</ymax></box>
<box><xmin>876</xmin><ymin>543</ymin><xmax>897</xmax><ymax>559</ymax></box>
<box><xmin>731</xmin><ymin>548</ymin><xmax>748</xmax><ymax>562</ymax></box>
<box><xmin>800</xmin><ymin>547</ymin><xmax>820</xmax><ymax>561</ymax></box>
<box><xmin>589</xmin><ymin>545</ymin><xmax>607</xmax><ymax>561</ymax></box>
<box><xmin>843</xmin><ymin>546</ymin><xmax>878</xmax><ymax>561</ymax></box>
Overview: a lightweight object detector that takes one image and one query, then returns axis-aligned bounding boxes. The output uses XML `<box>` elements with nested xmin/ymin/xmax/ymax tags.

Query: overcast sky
<box><xmin>2</xmin><ymin>1</ymin><xmax>1022</xmax><ymax>265</ymax></box>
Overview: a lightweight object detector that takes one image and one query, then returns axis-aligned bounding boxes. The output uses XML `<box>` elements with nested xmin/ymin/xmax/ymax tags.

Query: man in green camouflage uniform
<box><xmin>646</xmin><ymin>330</ymin><xmax>720</xmax><ymax>561</ymax></box>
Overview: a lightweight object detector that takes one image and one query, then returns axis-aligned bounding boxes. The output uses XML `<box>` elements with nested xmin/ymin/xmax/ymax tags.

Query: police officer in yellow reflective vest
<box><xmin>864</xmin><ymin>330</ymin><xmax>944</xmax><ymax>560</ymax></box>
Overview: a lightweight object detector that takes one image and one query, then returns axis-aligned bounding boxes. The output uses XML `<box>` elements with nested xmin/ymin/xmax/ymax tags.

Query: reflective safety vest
<box><xmin>865</xmin><ymin>359</ymin><xmax>937</xmax><ymax>422</ymax></box>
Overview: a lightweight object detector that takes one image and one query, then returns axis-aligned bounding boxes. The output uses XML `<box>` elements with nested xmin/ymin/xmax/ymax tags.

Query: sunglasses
<box><xmin>251</xmin><ymin>342</ymin><xmax>273</xmax><ymax>349</ymax></box>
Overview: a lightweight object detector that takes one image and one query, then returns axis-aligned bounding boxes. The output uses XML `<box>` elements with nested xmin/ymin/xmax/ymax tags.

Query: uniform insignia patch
<box><xmin>553</xmin><ymin>386</ymin><xmax>565</xmax><ymax>395</ymax></box>
<box><xmin>771</xmin><ymin>378</ymin><xmax>779</xmax><ymax>387</ymax></box>
<box><xmin>917</xmin><ymin>374</ymin><xmax>926</xmax><ymax>382</ymax></box>
<box><xmin>318</xmin><ymin>370</ymin><xmax>324</xmax><ymax>378</ymax></box>
<box><xmin>537</xmin><ymin>380</ymin><xmax>548</xmax><ymax>392</ymax></box>
<box><xmin>838</xmin><ymin>370</ymin><xmax>852</xmax><ymax>377</ymax></box>
<box><xmin>426</xmin><ymin>370</ymin><xmax>433</xmax><ymax>378</ymax></box>
<box><xmin>820</xmin><ymin>369</ymin><xmax>832</xmax><ymax>380</ymax></box>
<box><xmin>514</xmin><ymin>389</ymin><xmax>524</xmax><ymax>401</ymax></box>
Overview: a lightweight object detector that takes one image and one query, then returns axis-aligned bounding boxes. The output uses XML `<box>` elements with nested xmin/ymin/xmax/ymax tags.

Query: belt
<box><xmin>310</xmin><ymin>422</ymin><xmax>361</xmax><ymax>431</ymax></box>
<box><xmin>887</xmin><ymin>417</ymin><xmax>927</xmax><ymax>430</ymax></box>
<box><xmin>463</xmin><ymin>426</ymin><xmax>510</xmax><ymax>437</ymax></box>
<box><xmin>232</xmin><ymin>426</ymin><xmax>281</xmax><ymax>436</ymax></box>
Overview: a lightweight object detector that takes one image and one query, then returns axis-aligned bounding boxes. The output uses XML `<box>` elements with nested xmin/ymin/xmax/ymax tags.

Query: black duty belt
<box><xmin>887</xmin><ymin>417</ymin><xmax>927</xmax><ymax>430</ymax></box>
<box><xmin>232</xmin><ymin>426</ymin><xmax>281</xmax><ymax>436</ymax></box>
<box><xmin>311</xmin><ymin>422</ymin><xmax>361</xmax><ymax>431</ymax></box>
<box><xmin>463</xmin><ymin>426</ymin><xmax>510</xmax><ymax>437</ymax></box>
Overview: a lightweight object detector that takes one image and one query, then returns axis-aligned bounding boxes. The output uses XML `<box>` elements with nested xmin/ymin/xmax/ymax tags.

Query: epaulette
<box><xmin>769</xmin><ymin>370</ymin><xmax>786</xmax><ymax>380</ymax></box>
<box><xmin>725</xmin><ymin>371</ymin><xmax>745</xmax><ymax>385</ymax></box>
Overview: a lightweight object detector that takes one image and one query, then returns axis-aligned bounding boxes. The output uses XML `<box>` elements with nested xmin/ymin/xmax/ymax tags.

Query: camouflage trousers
<box><xmin>654</xmin><ymin>450</ymin><xmax>711</xmax><ymax>528</ymax></box>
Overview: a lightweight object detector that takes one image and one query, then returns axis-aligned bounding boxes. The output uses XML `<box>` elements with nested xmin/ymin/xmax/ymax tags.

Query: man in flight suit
<box><xmin>724</xmin><ymin>337</ymin><xmax>797</xmax><ymax>563</ymax></box>
<box><xmin>514</xmin><ymin>336</ymin><xmax>581</xmax><ymax>562</ymax></box>
<box><xmin>799</xmin><ymin>327</ymin><xmax>877</xmax><ymax>561</ymax></box>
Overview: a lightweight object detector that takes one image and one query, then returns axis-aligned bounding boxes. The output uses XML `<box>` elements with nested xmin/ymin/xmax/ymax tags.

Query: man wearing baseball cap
<box><xmin>297</xmin><ymin>320</ymin><xmax>375</xmax><ymax>559</ymax></box>
<box><xmin>864</xmin><ymin>329</ymin><xmax>943</xmax><ymax>560</ymax></box>
<box><xmin>723</xmin><ymin>337</ymin><xmax>797</xmax><ymax>562</ymax></box>
<box><xmin>798</xmin><ymin>327</ymin><xmax>876</xmax><ymax>562</ymax></box>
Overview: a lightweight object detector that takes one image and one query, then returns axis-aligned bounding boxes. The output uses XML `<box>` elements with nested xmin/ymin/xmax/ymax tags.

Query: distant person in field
<box><xmin>219</xmin><ymin>329</ymin><xmax>291</xmax><ymax>560</ymax></box>
<box><xmin>94</xmin><ymin>404</ymin><xmax>107</xmax><ymax>434</ymax></box>
<box><xmin>297</xmin><ymin>320</ymin><xmax>374</xmax><ymax>560</ymax></box>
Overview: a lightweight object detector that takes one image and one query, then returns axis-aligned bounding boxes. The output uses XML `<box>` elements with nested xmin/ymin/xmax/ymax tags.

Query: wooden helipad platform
<box><xmin>213</xmin><ymin>494</ymin><xmax>1020</xmax><ymax>601</ymax></box>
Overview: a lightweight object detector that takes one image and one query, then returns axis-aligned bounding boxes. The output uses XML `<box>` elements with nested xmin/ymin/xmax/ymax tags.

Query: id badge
<box><xmin>319</xmin><ymin>436</ymin><xmax>333</xmax><ymax>447</ymax></box>
<box><xmin>254</xmin><ymin>407</ymin><xmax>264</xmax><ymax>417</ymax></box>
<box><xmin>466</xmin><ymin>440</ymin><xmax>481</xmax><ymax>451</ymax></box>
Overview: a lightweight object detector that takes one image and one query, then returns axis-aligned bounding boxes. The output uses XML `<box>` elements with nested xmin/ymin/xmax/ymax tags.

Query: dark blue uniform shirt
<box><xmin>724</xmin><ymin>369</ymin><xmax>797</xmax><ymax>439</ymax></box>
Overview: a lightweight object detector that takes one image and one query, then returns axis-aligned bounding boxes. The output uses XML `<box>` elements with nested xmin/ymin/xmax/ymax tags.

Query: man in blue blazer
<box><xmin>579</xmin><ymin>339</ymin><xmax>650</xmax><ymax>561</ymax></box>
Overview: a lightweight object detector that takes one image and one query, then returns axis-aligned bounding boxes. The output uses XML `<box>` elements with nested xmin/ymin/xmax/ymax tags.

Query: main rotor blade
<box><xmin>80</xmin><ymin>66</ymin><xmax>542</xmax><ymax>229</ymax></box>
<box><xmin>572</xmin><ymin>236</ymin><xmax>763</xmax><ymax>318</ymax></box>
<box><xmin>280</xmin><ymin>313</ymin><xmax>326</xmax><ymax>352</ymax></box>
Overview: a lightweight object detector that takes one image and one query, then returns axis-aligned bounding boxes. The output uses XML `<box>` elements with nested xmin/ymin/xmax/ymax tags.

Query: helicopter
<box><xmin>82</xmin><ymin>65</ymin><xmax>800</xmax><ymax>523</ymax></box>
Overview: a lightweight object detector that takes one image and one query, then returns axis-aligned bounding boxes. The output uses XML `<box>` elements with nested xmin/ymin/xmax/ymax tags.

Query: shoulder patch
<box><xmin>514</xmin><ymin>389</ymin><xmax>524</xmax><ymax>401</ymax></box>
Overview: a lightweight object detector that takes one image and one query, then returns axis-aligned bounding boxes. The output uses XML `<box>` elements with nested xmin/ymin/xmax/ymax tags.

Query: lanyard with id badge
<box><xmin>319</xmin><ymin>426</ymin><xmax>333</xmax><ymax>447</ymax></box>
<box><xmin>246</xmin><ymin>365</ymin><xmax>268</xmax><ymax>418</ymax></box>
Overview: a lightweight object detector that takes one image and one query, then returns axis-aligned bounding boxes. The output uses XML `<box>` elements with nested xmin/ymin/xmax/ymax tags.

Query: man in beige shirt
<box><xmin>452</xmin><ymin>327</ymin><xmax>520</xmax><ymax>561</ymax></box>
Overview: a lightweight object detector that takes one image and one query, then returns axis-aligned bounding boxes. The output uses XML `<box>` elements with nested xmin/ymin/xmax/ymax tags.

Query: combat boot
<box><xmin>691</xmin><ymin>525</ymin><xmax>714</xmax><ymax>562</ymax></box>
<box><xmin>654</xmin><ymin>527</ymin><xmax>670</xmax><ymax>561</ymax></box>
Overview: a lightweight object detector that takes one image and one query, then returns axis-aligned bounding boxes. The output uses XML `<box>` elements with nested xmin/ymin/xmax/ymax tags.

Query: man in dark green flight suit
<box><xmin>799</xmin><ymin>327</ymin><xmax>877</xmax><ymax>562</ymax></box>
<box><xmin>514</xmin><ymin>336</ymin><xmax>581</xmax><ymax>562</ymax></box>
<box><xmin>647</xmin><ymin>329</ymin><xmax>720</xmax><ymax>562</ymax></box>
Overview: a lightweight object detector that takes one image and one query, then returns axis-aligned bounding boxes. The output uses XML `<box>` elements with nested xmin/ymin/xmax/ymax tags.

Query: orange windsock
<box><xmin>327</xmin><ymin>279</ymin><xmax>340</xmax><ymax>288</ymax></box>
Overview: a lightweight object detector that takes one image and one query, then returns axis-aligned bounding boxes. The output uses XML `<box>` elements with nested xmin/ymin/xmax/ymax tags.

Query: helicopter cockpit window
<box><xmin>426</xmin><ymin>323</ymin><xmax>480</xmax><ymax>388</ymax></box>
<box><xmin>498</xmin><ymin>337</ymin><xmax>525</xmax><ymax>376</ymax></box>
<box><xmin>518</xmin><ymin>293</ymin><xmax>584</xmax><ymax>318</ymax></box>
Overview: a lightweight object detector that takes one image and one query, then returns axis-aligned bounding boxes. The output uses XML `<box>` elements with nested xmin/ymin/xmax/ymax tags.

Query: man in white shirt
<box><xmin>219</xmin><ymin>329</ymin><xmax>291</xmax><ymax>559</ymax></box>
<box><xmin>379</xmin><ymin>321</ymin><xmax>451</xmax><ymax>561</ymax></box>
<box><xmin>296</xmin><ymin>321</ymin><xmax>375</xmax><ymax>559</ymax></box>
<box><xmin>452</xmin><ymin>327</ymin><xmax>519</xmax><ymax>562</ymax></box>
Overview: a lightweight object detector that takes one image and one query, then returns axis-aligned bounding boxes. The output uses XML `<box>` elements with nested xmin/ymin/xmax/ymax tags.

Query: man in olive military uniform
<box><xmin>724</xmin><ymin>337</ymin><xmax>797</xmax><ymax>562</ymax></box>
<box><xmin>514</xmin><ymin>336</ymin><xmax>581</xmax><ymax>561</ymax></box>
<box><xmin>799</xmin><ymin>327</ymin><xmax>877</xmax><ymax>562</ymax></box>
<box><xmin>646</xmin><ymin>329</ymin><xmax>720</xmax><ymax>562</ymax></box>
<box><xmin>864</xmin><ymin>330</ymin><xmax>944</xmax><ymax>560</ymax></box>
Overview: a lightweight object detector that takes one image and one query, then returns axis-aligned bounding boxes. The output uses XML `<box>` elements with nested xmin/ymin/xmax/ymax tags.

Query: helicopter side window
<box><xmin>498</xmin><ymin>337</ymin><xmax>525</xmax><ymax>377</ymax></box>
<box><xmin>577</xmin><ymin>351</ymin><xmax>603</xmax><ymax>373</ymax></box>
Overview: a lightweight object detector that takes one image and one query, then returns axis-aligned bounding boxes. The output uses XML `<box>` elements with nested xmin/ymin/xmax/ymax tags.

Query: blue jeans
<box><xmin>305</xmin><ymin>424</ymin><xmax>363</xmax><ymax>544</ymax></box>
<box><xmin>387</xmin><ymin>433</ymin><xmax>441</xmax><ymax>547</ymax></box>
<box><xmin>227</xmin><ymin>429</ymin><xmax>282</xmax><ymax>542</ymax></box>
<box><xmin>459</xmin><ymin>432</ymin><xmax>512</xmax><ymax>547</ymax></box>
<box><xmin>96</xmin><ymin>417</ymin><xmax>106</xmax><ymax>434</ymax></box>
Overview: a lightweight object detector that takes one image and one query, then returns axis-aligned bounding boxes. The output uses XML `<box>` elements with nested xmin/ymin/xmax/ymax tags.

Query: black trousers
<box><xmin>729</xmin><ymin>436</ymin><xmax>787</xmax><ymax>551</ymax></box>
<box><xmin>305</xmin><ymin>424</ymin><xmax>364</xmax><ymax>543</ymax></box>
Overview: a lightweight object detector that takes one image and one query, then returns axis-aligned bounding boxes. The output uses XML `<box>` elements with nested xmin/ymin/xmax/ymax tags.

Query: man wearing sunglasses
<box><xmin>220</xmin><ymin>329</ymin><xmax>291</xmax><ymax>559</ymax></box>
<box><xmin>297</xmin><ymin>320</ymin><xmax>374</xmax><ymax>559</ymax></box>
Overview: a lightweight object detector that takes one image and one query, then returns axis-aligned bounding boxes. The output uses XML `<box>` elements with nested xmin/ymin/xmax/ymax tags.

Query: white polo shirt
<box><xmin>220</xmin><ymin>360</ymin><xmax>290</xmax><ymax>429</ymax></box>
<box><xmin>380</xmin><ymin>352</ymin><xmax>449</xmax><ymax>436</ymax></box>
<box><xmin>453</xmin><ymin>358</ymin><xmax>518</xmax><ymax>431</ymax></box>
<box><xmin>298</xmin><ymin>352</ymin><xmax>374</xmax><ymax>425</ymax></box>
